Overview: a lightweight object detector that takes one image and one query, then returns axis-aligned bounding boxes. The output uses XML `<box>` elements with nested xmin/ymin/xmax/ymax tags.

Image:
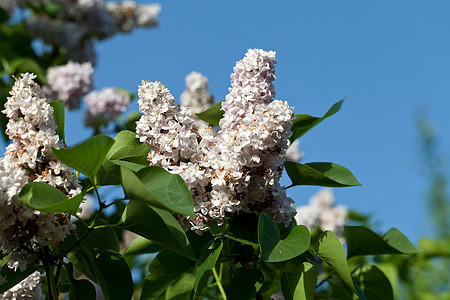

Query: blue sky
<box><xmin>3</xmin><ymin>1</ymin><xmax>450</xmax><ymax>243</ymax></box>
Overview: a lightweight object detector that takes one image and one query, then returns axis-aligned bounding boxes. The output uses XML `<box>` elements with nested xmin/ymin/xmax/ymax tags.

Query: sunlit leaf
<box><xmin>345</xmin><ymin>226</ymin><xmax>419</xmax><ymax>258</ymax></box>
<box><xmin>258</xmin><ymin>213</ymin><xmax>310</xmax><ymax>262</ymax></box>
<box><xmin>285</xmin><ymin>161</ymin><xmax>362</xmax><ymax>188</ymax></box>
<box><xmin>196</xmin><ymin>100</ymin><xmax>224</xmax><ymax>126</ymax></box>
<box><xmin>52</xmin><ymin>135</ymin><xmax>115</xmax><ymax>180</ymax></box>
<box><xmin>121</xmin><ymin>165</ymin><xmax>194</xmax><ymax>216</ymax></box>
<box><xmin>290</xmin><ymin>99</ymin><xmax>343</xmax><ymax>143</ymax></box>
<box><xmin>19</xmin><ymin>182</ymin><xmax>83</xmax><ymax>215</ymax></box>
<box><xmin>314</xmin><ymin>231</ymin><xmax>356</xmax><ymax>293</ymax></box>
<box><xmin>281</xmin><ymin>262</ymin><xmax>317</xmax><ymax>300</ymax></box>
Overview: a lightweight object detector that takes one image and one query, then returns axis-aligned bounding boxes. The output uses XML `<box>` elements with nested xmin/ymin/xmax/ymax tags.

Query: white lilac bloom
<box><xmin>84</xmin><ymin>87</ymin><xmax>130</xmax><ymax>127</ymax></box>
<box><xmin>0</xmin><ymin>271</ymin><xmax>44</xmax><ymax>300</ymax></box>
<box><xmin>106</xmin><ymin>1</ymin><xmax>160</xmax><ymax>33</ymax></box>
<box><xmin>45</xmin><ymin>61</ymin><xmax>94</xmax><ymax>110</ymax></box>
<box><xmin>136</xmin><ymin>49</ymin><xmax>296</xmax><ymax>233</ymax></box>
<box><xmin>180</xmin><ymin>72</ymin><xmax>215</xmax><ymax>117</ymax></box>
<box><xmin>285</xmin><ymin>140</ymin><xmax>303</xmax><ymax>162</ymax></box>
<box><xmin>0</xmin><ymin>74</ymin><xmax>80</xmax><ymax>271</ymax></box>
<box><xmin>295</xmin><ymin>189</ymin><xmax>348</xmax><ymax>242</ymax></box>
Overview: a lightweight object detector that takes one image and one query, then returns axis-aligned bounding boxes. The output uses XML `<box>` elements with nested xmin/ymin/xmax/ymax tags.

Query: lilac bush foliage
<box><xmin>136</xmin><ymin>49</ymin><xmax>296</xmax><ymax>233</ymax></box>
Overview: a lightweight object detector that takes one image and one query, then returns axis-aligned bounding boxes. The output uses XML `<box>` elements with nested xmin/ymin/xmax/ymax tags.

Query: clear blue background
<box><xmin>4</xmin><ymin>1</ymin><xmax>450</xmax><ymax>243</ymax></box>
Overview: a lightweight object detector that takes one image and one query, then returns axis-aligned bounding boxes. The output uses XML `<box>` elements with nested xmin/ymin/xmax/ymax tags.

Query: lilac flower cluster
<box><xmin>295</xmin><ymin>189</ymin><xmax>348</xmax><ymax>241</ymax></box>
<box><xmin>84</xmin><ymin>87</ymin><xmax>130</xmax><ymax>126</ymax></box>
<box><xmin>0</xmin><ymin>73</ymin><xmax>81</xmax><ymax>272</ymax></box>
<box><xmin>44</xmin><ymin>61</ymin><xmax>94</xmax><ymax>110</ymax></box>
<box><xmin>136</xmin><ymin>49</ymin><xmax>296</xmax><ymax>233</ymax></box>
<box><xmin>180</xmin><ymin>72</ymin><xmax>215</xmax><ymax>121</ymax></box>
<box><xmin>0</xmin><ymin>272</ymin><xmax>44</xmax><ymax>300</ymax></box>
<box><xmin>25</xmin><ymin>0</ymin><xmax>160</xmax><ymax>63</ymax></box>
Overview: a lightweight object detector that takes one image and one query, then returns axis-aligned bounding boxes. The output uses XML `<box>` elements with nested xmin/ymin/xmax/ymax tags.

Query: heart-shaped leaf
<box><xmin>52</xmin><ymin>135</ymin><xmax>115</xmax><ymax>180</ymax></box>
<box><xmin>314</xmin><ymin>231</ymin><xmax>356</xmax><ymax>293</ymax></box>
<box><xmin>258</xmin><ymin>213</ymin><xmax>310</xmax><ymax>262</ymax></box>
<box><xmin>19</xmin><ymin>182</ymin><xmax>84</xmax><ymax>215</ymax></box>
<box><xmin>96</xmin><ymin>130</ymin><xmax>150</xmax><ymax>186</ymax></box>
<box><xmin>345</xmin><ymin>226</ymin><xmax>419</xmax><ymax>258</ymax></box>
<box><xmin>281</xmin><ymin>262</ymin><xmax>317</xmax><ymax>300</ymax></box>
<box><xmin>285</xmin><ymin>161</ymin><xmax>362</xmax><ymax>188</ymax></box>
<box><xmin>352</xmin><ymin>265</ymin><xmax>394</xmax><ymax>300</ymax></box>
<box><xmin>121</xmin><ymin>200</ymin><xmax>196</xmax><ymax>261</ymax></box>
<box><xmin>121</xmin><ymin>165</ymin><xmax>194</xmax><ymax>217</ymax></box>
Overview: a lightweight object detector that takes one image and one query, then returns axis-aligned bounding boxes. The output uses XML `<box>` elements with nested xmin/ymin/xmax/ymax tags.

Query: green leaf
<box><xmin>281</xmin><ymin>262</ymin><xmax>317</xmax><ymax>300</ymax></box>
<box><xmin>121</xmin><ymin>200</ymin><xmax>196</xmax><ymax>261</ymax></box>
<box><xmin>419</xmin><ymin>237</ymin><xmax>450</xmax><ymax>257</ymax></box>
<box><xmin>193</xmin><ymin>240</ymin><xmax>223</xmax><ymax>297</ymax></box>
<box><xmin>352</xmin><ymin>265</ymin><xmax>393</xmax><ymax>300</ymax></box>
<box><xmin>166</xmin><ymin>273</ymin><xmax>196</xmax><ymax>300</ymax></box>
<box><xmin>258</xmin><ymin>213</ymin><xmax>310</xmax><ymax>262</ymax></box>
<box><xmin>18</xmin><ymin>182</ymin><xmax>83</xmax><ymax>215</ymax></box>
<box><xmin>226</xmin><ymin>212</ymin><xmax>259</xmax><ymax>245</ymax></box>
<box><xmin>140</xmin><ymin>249</ymin><xmax>195</xmax><ymax>300</ymax></box>
<box><xmin>122</xmin><ymin>235</ymin><xmax>163</xmax><ymax>256</ymax></box>
<box><xmin>112</xmin><ymin>160</ymin><xmax>147</xmax><ymax>172</ymax></box>
<box><xmin>226</xmin><ymin>268</ymin><xmax>264</xmax><ymax>300</ymax></box>
<box><xmin>314</xmin><ymin>231</ymin><xmax>356</xmax><ymax>293</ymax></box>
<box><xmin>196</xmin><ymin>100</ymin><xmax>224</xmax><ymax>126</ymax></box>
<box><xmin>96</xmin><ymin>130</ymin><xmax>150</xmax><ymax>186</ymax></box>
<box><xmin>0</xmin><ymin>264</ymin><xmax>37</xmax><ymax>294</ymax></box>
<box><xmin>69</xmin><ymin>279</ymin><xmax>97</xmax><ymax>300</ymax></box>
<box><xmin>345</xmin><ymin>226</ymin><xmax>419</xmax><ymax>258</ymax></box>
<box><xmin>9</xmin><ymin>58</ymin><xmax>45</xmax><ymax>80</ymax></box>
<box><xmin>52</xmin><ymin>135</ymin><xmax>115</xmax><ymax>180</ymax></box>
<box><xmin>49</xmin><ymin>100</ymin><xmax>65</xmax><ymax>141</ymax></box>
<box><xmin>80</xmin><ymin>225</ymin><xmax>120</xmax><ymax>252</ymax></box>
<box><xmin>121</xmin><ymin>165</ymin><xmax>195</xmax><ymax>217</ymax></box>
<box><xmin>284</xmin><ymin>161</ymin><xmax>362</xmax><ymax>188</ymax></box>
<box><xmin>68</xmin><ymin>248</ymin><xmax>132</xmax><ymax>300</ymax></box>
<box><xmin>290</xmin><ymin>99</ymin><xmax>343</xmax><ymax>143</ymax></box>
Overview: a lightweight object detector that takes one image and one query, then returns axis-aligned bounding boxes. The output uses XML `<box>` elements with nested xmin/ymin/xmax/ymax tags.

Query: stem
<box><xmin>43</xmin><ymin>247</ymin><xmax>57</xmax><ymax>300</ymax></box>
<box><xmin>104</xmin><ymin>198</ymin><xmax>127</xmax><ymax>209</ymax></box>
<box><xmin>212</xmin><ymin>266</ymin><xmax>227</xmax><ymax>300</ymax></box>
<box><xmin>93</xmin><ymin>221</ymin><xmax>123</xmax><ymax>230</ymax></box>
<box><xmin>89</xmin><ymin>184</ymin><xmax>103</xmax><ymax>229</ymax></box>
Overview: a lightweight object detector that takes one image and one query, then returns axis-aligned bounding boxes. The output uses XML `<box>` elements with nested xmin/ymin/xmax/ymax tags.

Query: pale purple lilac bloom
<box><xmin>136</xmin><ymin>49</ymin><xmax>296</xmax><ymax>233</ymax></box>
